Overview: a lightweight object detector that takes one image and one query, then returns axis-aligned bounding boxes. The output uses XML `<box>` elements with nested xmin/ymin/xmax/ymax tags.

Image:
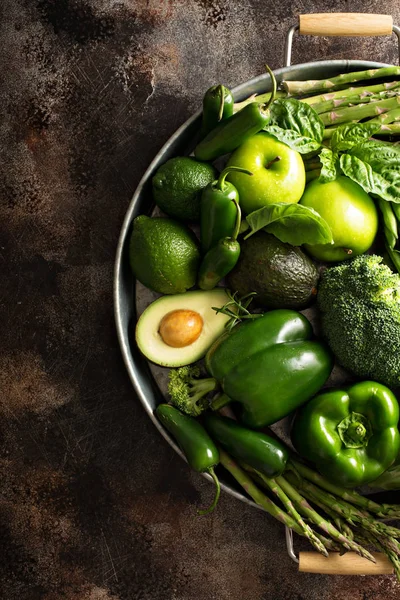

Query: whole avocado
<box><xmin>227</xmin><ymin>231</ymin><xmax>319</xmax><ymax>310</ymax></box>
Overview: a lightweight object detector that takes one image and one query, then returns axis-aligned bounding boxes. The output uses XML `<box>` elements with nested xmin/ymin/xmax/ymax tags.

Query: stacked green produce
<box><xmin>128</xmin><ymin>65</ymin><xmax>400</xmax><ymax>580</ymax></box>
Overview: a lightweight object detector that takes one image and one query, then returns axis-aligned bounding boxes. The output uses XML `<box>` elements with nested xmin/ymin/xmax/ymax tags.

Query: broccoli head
<box><xmin>318</xmin><ymin>254</ymin><xmax>400</xmax><ymax>387</ymax></box>
<box><xmin>167</xmin><ymin>365</ymin><xmax>218</xmax><ymax>417</ymax></box>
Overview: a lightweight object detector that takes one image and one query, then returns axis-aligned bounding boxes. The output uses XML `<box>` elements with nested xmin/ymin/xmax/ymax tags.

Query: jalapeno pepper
<box><xmin>194</xmin><ymin>66</ymin><xmax>277</xmax><ymax>162</ymax></box>
<box><xmin>200</xmin><ymin>84</ymin><xmax>234</xmax><ymax>139</ymax></box>
<box><xmin>198</xmin><ymin>199</ymin><xmax>242</xmax><ymax>290</ymax></box>
<box><xmin>200</xmin><ymin>166</ymin><xmax>252</xmax><ymax>254</ymax></box>
<box><xmin>155</xmin><ymin>403</ymin><xmax>221</xmax><ymax>515</ymax></box>
<box><xmin>204</xmin><ymin>413</ymin><xmax>289</xmax><ymax>477</ymax></box>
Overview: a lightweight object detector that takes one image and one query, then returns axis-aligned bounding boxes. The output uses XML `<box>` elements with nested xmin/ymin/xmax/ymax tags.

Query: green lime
<box><xmin>152</xmin><ymin>156</ymin><xmax>216</xmax><ymax>222</ymax></box>
<box><xmin>129</xmin><ymin>215</ymin><xmax>200</xmax><ymax>294</ymax></box>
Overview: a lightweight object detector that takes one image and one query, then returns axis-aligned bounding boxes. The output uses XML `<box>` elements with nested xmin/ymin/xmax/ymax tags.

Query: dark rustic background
<box><xmin>2</xmin><ymin>2</ymin><xmax>400</xmax><ymax>599</ymax></box>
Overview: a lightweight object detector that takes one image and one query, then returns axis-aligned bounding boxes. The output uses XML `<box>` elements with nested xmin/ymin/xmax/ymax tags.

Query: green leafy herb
<box><xmin>244</xmin><ymin>203</ymin><xmax>333</xmax><ymax>246</ymax></box>
<box><xmin>340</xmin><ymin>146</ymin><xmax>400</xmax><ymax>203</ymax></box>
<box><xmin>319</xmin><ymin>148</ymin><xmax>338</xmax><ymax>183</ymax></box>
<box><xmin>266</xmin><ymin>98</ymin><xmax>324</xmax><ymax>154</ymax></box>
<box><xmin>330</xmin><ymin>122</ymin><xmax>381</xmax><ymax>152</ymax></box>
<box><xmin>265</xmin><ymin>125</ymin><xmax>321</xmax><ymax>154</ymax></box>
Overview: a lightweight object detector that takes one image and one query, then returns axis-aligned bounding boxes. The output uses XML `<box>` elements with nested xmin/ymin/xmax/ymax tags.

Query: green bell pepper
<box><xmin>291</xmin><ymin>381</ymin><xmax>400</xmax><ymax>488</ymax></box>
<box><xmin>207</xmin><ymin>309</ymin><xmax>333</xmax><ymax>428</ymax></box>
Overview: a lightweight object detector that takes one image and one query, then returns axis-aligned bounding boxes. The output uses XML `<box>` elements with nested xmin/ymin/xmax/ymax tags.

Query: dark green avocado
<box><xmin>227</xmin><ymin>231</ymin><xmax>319</xmax><ymax>310</ymax></box>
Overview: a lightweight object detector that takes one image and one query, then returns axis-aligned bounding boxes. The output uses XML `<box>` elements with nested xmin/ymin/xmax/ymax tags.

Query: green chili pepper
<box><xmin>291</xmin><ymin>381</ymin><xmax>400</xmax><ymax>488</ymax></box>
<box><xmin>200</xmin><ymin>166</ymin><xmax>252</xmax><ymax>254</ymax></box>
<box><xmin>200</xmin><ymin>84</ymin><xmax>234</xmax><ymax>139</ymax></box>
<box><xmin>198</xmin><ymin>199</ymin><xmax>242</xmax><ymax>290</ymax></box>
<box><xmin>155</xmin><ymin>403</ymin><xmax>221</xmax><ymax>515</ymax></box>
<box><xmin>194</xmin><ymin>65</ymin><xmax>277</xmax><ymax>161</ymax></box>
<box><xmin>204</xmin><ymin>413</ymin><xmax>289</xmax><ymax>477</ymax></box>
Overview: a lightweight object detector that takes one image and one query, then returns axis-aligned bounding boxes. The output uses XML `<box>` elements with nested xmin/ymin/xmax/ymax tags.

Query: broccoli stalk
<box><xmin>168</xmin><ymin>366</ymin><xmax>219</xmax><ymax>417</ymax></box>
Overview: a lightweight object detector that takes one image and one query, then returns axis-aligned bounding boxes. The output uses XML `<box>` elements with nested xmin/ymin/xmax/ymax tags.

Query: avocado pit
<box><xmin>159</xmin><ymin>309</ymin><xmax>203</xmax><ymax>348</ymax></box>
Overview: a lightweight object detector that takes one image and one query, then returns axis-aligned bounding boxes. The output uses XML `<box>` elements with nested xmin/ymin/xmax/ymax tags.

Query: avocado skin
<box><xmin>227</xmin><ymin>231</ymin><xmax>319</xmax><ymax>310</ymax></box>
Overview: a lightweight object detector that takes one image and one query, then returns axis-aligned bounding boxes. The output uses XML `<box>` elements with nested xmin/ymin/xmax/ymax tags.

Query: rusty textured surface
<box><xmin>2</xmin><ymin>1</ymin><xmax>400</xmax><ymax>599</ymax></box>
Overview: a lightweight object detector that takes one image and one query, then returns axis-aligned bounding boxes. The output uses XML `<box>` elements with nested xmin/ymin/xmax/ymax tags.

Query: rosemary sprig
<box><xmin>212</xmin><ymin>290</ymin><xmax>262</xmax><ymax>331</ymax></box>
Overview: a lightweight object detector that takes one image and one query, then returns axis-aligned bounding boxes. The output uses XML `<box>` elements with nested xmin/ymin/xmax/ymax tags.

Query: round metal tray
<box><xmin>114</xmin><ymin>58</ymin><xmax>390</xmax><ymax>510</ymax></box>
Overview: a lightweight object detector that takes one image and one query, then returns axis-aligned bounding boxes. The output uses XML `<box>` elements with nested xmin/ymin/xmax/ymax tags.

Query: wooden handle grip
<box><xmin>299</xmin><ymin>552</ymin><xmax>394</xmax><ymax>575</ymax></box>
<box><xmin>299</xmin><ymin>13</ymin><xmax>393</xmax><ymax>37</ymax></box>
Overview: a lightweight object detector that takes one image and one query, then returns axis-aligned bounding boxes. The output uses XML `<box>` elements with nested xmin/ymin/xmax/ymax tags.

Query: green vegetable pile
<box><xmin>128</xmin><ymin>64</ymin><xmax>400</xmax><ymax>580</ymax></box>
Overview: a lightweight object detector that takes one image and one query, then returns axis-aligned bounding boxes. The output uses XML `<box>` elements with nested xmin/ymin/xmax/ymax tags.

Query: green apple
<box><xmin>300</xmin><ymin>176</ymin><xmax>378</xmax><ymax>262</ymax></box>
<box><xmin>226</xmin><ymin>132</ymin><xmax>306</xmax><ymax>214</ymax></box>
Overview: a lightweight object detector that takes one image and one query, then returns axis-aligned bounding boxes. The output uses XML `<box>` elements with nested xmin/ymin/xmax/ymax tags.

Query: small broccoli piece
<box><xmin>168</xmin><ymin>365</ymin><xmax>218</xmax><ymax>417</ymax></box>
<box><xmin>318</xmin><ymin>254</ymin><xmax>400</xmax><ymax>387</ymax></box>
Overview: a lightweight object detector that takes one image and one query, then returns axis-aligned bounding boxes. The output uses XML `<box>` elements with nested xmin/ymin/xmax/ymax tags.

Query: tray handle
<box><xmin>284</xmin><ymin>13</ymin><xmax>400</xmax><ymax>66</ymax></box>
<box><xmin>298</xmin><ymin>551</ymin><xmax>394</xmax><ymax>576</ymax></box>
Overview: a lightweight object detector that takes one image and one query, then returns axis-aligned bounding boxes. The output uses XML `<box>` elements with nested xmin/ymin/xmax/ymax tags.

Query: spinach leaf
<box><xmin>319</xmin><ymin>148</ymin><xmax>338</xmax><ymax>183</ymax></box>
<box><xmin>244</xmin><ymin>203</ymin><xmax>333</xmax><ymax>246</ymax></box>
<box><xmin>340</xmin><ymin>142</ymin><xmax>400</xmax><ymax>202</ymax></box>
<box><xmin>331</xmin><ymin>122</ymin><xmax>381</xmax><ymax>152</ymax></box>
<box><xmin>266</xmin><ymin>98</ymin><xmax>324</xmax><ymax>154</ymax></box>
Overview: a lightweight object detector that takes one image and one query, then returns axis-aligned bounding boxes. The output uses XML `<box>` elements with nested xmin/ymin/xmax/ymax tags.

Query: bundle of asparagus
<box><xmin>219</xmin><ymin>449</ymin><xmax>400</xmax><ymax>579</ymax></box>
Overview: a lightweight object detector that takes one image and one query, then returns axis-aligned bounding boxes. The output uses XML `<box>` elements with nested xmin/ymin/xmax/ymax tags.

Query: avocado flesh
<box><xmin>135</xmin><ymin>288</ymin><xmax>231</xmax><ymax>367</ymax></box>
<box><xmin>227</xmin><ymin>231</ymin><xmax>319</xmax><ymax>310</ymax></box>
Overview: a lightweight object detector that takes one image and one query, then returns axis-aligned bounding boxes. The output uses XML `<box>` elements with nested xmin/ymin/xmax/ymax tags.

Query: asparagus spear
<box><xmin>356</xmin><ymin>530</ymin><xmax>400</xmax><ymax>581</ymax></box>
<box><xmin>311</xmin><ymin>90</ymin><xmax>400</xmax><ymax>115</ymax></box>
<box><xmin>369</xmin><ymin>106</ymin><xmax>400</xmax><ymax>124</ymax></box>
<box><xmin>283</xmin><ymin>66</ymin><xmax>400</xmax><ymax>95</ymax></box>
<box><xmin>253</xmin><ymin>473</ymin><xmax>329</xmax><ymax>556</ymax></box>
<box><xmin>302</xmin><ymin>81</ymin><xmax>400</xmax><ymax>105</ymax></box>
<box><xmin>377</xmin><ymin>198</ymin><xmax>398</xmax><ymax>250</ymax></box>
<box><xmin>319</xmin><ymin>95</ymin><xmax>400</xmax><ymax>126</ymax></box>
<box><xmin>274</xmin><ymin>475</ymin><xmax>375</xmax><ymax>562</ymax></box>
<box><xmin>219</xmin><ymin>449</ymin><xmax>337</xmax><ymax>553</ymax></box>
<box><xmin>290</xmin><ymin>459</ymin><xmax>400</xmax><ymax>519</ymax></box>
<box><xmin>285</xmin><ymin>472</ymin><xmax>400</xmax><ymax>550</ymax></box>
<box><xmin>244</xmin><ymin>465</ymin><xmax>374</xmax><ymax>560</ymax></box>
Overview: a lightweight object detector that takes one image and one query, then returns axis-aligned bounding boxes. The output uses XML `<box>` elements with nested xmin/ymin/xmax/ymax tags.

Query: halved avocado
<box><xmin>135</xmin><ymin>288</ymin><xmax>231</xmax><ymax>367</ymax></box>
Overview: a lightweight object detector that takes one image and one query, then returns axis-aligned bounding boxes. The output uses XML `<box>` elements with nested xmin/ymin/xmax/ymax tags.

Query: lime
<box><xmin>152</xmin><ymin>156</ymin><xmax>216</xmax><ymax>221</ymax></box>
<box><xmin>129</xmin><ymin>215</ymin><xmax>200</xmax><ymax>294</ymax></box>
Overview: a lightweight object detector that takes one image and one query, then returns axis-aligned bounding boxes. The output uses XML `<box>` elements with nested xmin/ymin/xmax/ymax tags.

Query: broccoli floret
<box><xmin>318</xmin><ymin>254</ymin><xmax>400</xmax><ymax>387</ymax></box>
<box><xmin>168</xmin><ymin>365</ymin><xmax>218</xmax><ymax>417</ymax></box>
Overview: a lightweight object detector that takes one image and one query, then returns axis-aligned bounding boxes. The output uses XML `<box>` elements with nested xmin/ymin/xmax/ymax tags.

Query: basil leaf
<box><xmin>264</xmin><ymin>125</ymin><xmax>321</xmax><ymax>154</ymax></box>
<box><xmin>339</xmin><ymin>153</ymin><xmax>400</xmax><ymax>203</ymax></box>
<box><xmin>244</xmin><ymin>203</ymin><xmax>333</xmax><ymax>246</ymax></box>
<box><xmin>269</xmin><ymin>98</ymin><xmax>324</xmax><ymax>145</ymax></box>
<box><xmin>319</xmin><ymin>148</ymin><xmax>339</xmax><ymax>183</ymax></box>
<box><xmin>331</xmin><ymin>122</ymin><xmax>381</xmax><ymax>152</ymax></box>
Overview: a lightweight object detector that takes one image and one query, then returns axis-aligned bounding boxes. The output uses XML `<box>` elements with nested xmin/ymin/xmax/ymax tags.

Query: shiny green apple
<box><xmin>226</xmin><ymin>132</ymin><xmax>306</xmax><ymax>214</ymax></box>
<box><xmin>300</xmin><ymin>176</ymin><xmax>378</xmax><ymax>262</ymax></box>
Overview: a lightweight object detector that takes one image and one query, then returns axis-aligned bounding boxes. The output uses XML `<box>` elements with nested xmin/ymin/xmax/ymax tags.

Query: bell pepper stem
<box><xmin>198</xmin><ymin>467</ymin><xmax>221</xmax><ymax>516</ymax></box>
<box><xmin>216</xmin><ymin>166</ymin><xmax>253</xmax><ymax>191</ymax></box>
<box><xmin>210</xmin><ymin>393</ymin><xmax>232</xmax><ymax>411</ymax></box>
